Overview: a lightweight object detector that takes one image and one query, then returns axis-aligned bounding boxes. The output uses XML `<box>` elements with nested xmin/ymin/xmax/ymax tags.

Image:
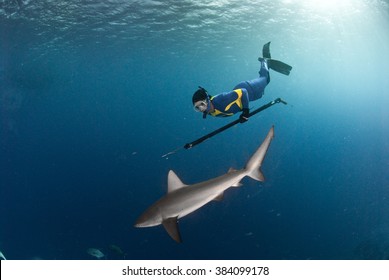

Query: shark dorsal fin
<box><xmin>162</xmin><ymin>217</ymin><xmax>182</xmax><ymax>243</ymax></box>
<box><xmin>168</xmin><ymin>170</ymin><xmax>187</xmax><ymax>193</ymax></box>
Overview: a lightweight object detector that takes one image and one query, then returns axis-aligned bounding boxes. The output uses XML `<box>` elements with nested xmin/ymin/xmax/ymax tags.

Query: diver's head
<box><xmin>192</xmin><ymin>87</ymin><xmax>210</xmax><ymax>116</ymax></box>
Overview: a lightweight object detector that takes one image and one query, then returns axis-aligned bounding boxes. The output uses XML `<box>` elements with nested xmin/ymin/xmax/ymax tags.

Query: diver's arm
<box><xmin>240</xmin><ymin>88</ymin><xmax>249</xmax><ymax>111</ymax></box>
<box><xmin>239</xmin><ymin>88</ymin><xmax>250</xmax><ymax>123</ymax></box>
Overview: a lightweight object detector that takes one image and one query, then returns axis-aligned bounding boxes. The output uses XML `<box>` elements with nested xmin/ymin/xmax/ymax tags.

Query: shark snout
<box><xmin>134</xmin><ymin>215</ymin><xmax>149</xmax><ymax>228</ymax></box>
<box><xmin>134</xmin><ymin>208</ymin><xmax>162</xmax><ymax>228</ymax></box>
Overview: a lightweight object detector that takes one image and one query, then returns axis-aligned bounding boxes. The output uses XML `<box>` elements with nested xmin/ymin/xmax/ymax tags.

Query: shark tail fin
<box><xmin>244</xmin><ymin>126</ymin><xmax>274</xmax><ymax>183</ymax></box>
<box><xmin>247</xmin><ymin>168</ymin><xmax>265</xmax><ymax>182</ymax></box>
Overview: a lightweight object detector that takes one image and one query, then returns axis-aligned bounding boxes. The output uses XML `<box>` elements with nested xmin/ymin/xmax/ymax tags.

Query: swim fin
<box><xmin>262</xmin><ymin>41</ymin><xmax>271</xmax><ymax>59</ymax></box>
<box><xmin>259</xmin><ymin>42</ymin><xmax>292</xmax><ymax>76</ymax></box>
<box><xmin>267</xmin><ymin>59</ymin><xmax>293</xmax><ymax>75</ymax></box>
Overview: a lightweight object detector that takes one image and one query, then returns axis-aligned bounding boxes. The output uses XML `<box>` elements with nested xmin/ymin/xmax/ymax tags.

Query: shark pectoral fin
<box><xmin>248</xmin><ymin>168</ymin><xmax>265</xmax><ymax>182</ymax></box>
<box><xmin>162</xmin><ymin>217</ymin><xmax>182</xmax><ymax>243</ymax></box>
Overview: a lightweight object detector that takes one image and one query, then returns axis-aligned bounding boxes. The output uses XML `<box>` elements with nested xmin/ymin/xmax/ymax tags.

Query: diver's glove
<box><xmin>239</xmin><ymin>108</ymin><xmax>250</xmax><ymax>123</ymax></box>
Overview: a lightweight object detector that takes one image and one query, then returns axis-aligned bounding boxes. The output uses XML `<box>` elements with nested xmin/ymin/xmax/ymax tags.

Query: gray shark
<box><xmin>134</xmin><ymin>126</ymin><xmax>275</xmax><ymax>242</ymax></box>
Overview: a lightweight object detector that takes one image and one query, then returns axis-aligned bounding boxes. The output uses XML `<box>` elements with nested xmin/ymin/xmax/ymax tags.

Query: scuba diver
<box><xmin>192</xmin><ymin>42</ymin><xmax>292</xmax><ymax>123</ymax></box>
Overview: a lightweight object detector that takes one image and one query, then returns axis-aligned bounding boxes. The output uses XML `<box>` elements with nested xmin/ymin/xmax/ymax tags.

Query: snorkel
<box><xmin>202</xmin><ymin>94</ymin><xmax>211</xmax><ymax>119</ymax></box>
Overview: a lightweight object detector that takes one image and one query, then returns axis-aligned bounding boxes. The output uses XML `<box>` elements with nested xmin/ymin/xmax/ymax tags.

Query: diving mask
<box><xmin>194</xmin><ymin>100</ymin><xmax>208</xmax><ymax>112</ymax></box>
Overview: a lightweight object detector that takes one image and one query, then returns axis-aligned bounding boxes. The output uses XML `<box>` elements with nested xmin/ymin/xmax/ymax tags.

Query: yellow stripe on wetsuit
<box><xmin>210</xmin><ymin>108</ymin><xmax>233</xmax><ymax>117</ymax></box>
<box><xmin>224</xmin><ymin>89</ymin><xmax>243</xmax><ymax>111</ymax></box>
<box><xmin>210</xmin><ymin>89</ymin><xmax>243</xmax><ymax>117</ymax></box>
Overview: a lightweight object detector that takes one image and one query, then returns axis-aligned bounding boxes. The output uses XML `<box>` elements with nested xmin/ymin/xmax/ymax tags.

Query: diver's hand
<box><xmin>239</xmin><ymin>108</ymin><xmax>249</xmax><ymax>123</ymax></box>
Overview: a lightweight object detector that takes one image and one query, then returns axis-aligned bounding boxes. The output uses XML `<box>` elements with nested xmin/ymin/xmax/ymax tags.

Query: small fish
<box><xmin>0</xmin><ymin>250</ymin><xmax>6</xmax><ymax>260</ymax></box>
<box><xmin>108</xmin><ymin>244</ymin><xmax>125</xmax><ymax>256</ymax></box>
<box><xmin>87</xmin><ymin>248</ymin><xmax>104</xmax><ymax>259</ymax></box>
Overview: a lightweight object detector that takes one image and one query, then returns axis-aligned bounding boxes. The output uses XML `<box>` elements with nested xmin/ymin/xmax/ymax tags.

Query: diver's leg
<box><xmin>247</xmin><ymin>77</ymin><xmax>267</xmax><ymax>100</ymax></box>
<box><xmin>233</xmin><ymin>76</ymin><xmax>267</xmax><ymax>101</ymax></box>
<box><xmin>258</xmin><ymin>58</ymin><xmax>270</xmax><ymax>84</ymax></box>
<box><xmin>232</xmin><ymin>48</ymin><xmax>270</xmax><ymax>102</ymax></box>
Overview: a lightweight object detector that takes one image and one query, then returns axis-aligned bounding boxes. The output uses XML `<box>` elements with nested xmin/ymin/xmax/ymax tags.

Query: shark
<box><xmin>134</xmin><ymin>126</ymin><xmax>275</xmax><ymax>242</ymax></box>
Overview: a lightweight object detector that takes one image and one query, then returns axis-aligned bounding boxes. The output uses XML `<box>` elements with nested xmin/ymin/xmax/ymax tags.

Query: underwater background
<box><xmin>1</xmin><ymin>0</ymin><xmax>388</xmax><ymax>260</ymax></box>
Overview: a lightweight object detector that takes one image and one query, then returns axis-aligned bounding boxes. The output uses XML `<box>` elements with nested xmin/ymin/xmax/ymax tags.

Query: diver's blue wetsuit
<box><xmin>209</xmin><ymin>60</ymin><xmax>270</xmax><ymax>117</ymax></box>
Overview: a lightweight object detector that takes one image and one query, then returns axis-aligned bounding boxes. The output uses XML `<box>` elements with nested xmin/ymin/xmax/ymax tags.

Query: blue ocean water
<box><xmin>1</xmin><ymin>0</ymin><xmax>388</xmax><ymax>260</ymax></box>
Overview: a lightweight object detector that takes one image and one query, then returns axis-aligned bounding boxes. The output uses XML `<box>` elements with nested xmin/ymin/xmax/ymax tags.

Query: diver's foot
<box><xmin>257</xmin><ymin>57</ymin><xmax>270</xmax><ymax>83</ymax></box>
<box><xmin>258</xmin><ymin>57</ymin><xmax>269</xmax><ymax>70</ymax></box>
